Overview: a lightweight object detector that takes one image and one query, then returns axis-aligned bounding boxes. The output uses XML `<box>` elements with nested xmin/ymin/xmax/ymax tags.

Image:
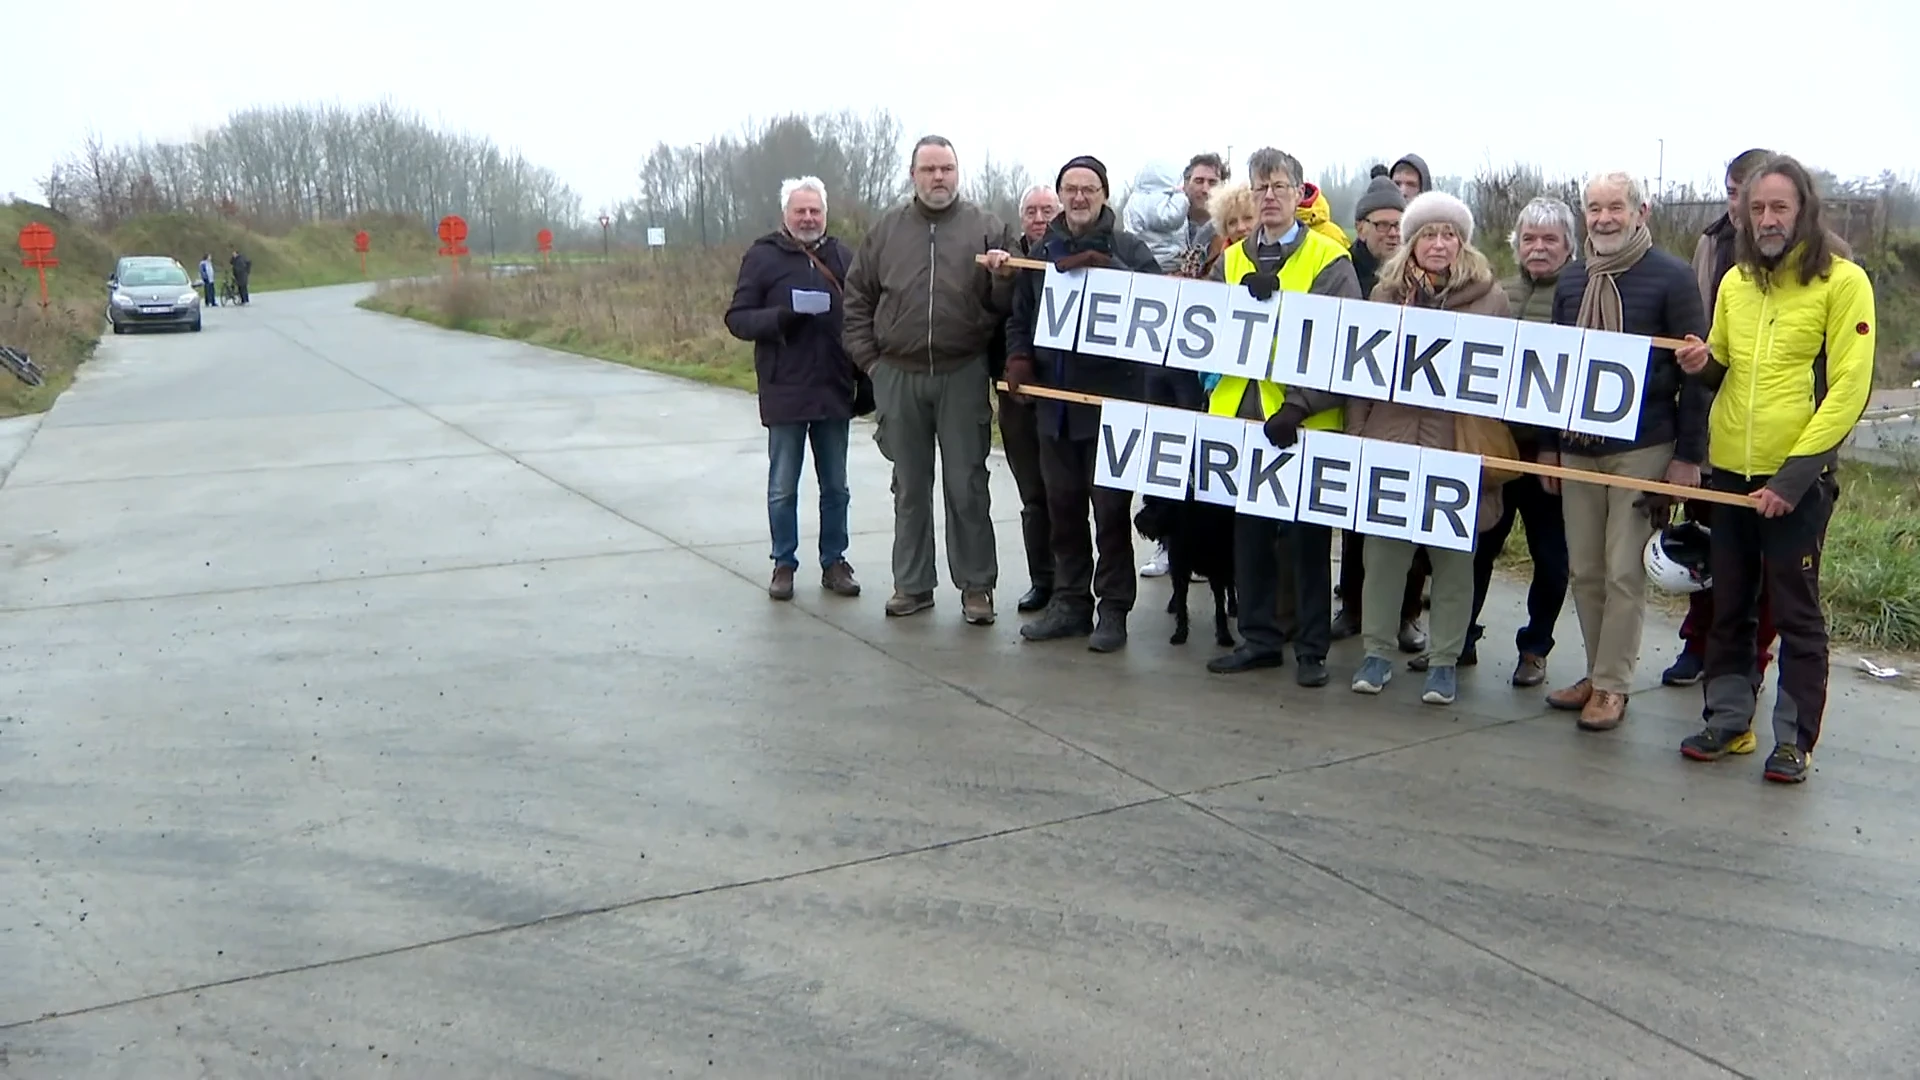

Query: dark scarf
<box><xmin>1038</xmin><ymin>204</ymin><xmax>1118</xmax><ymax>257</ymax></box>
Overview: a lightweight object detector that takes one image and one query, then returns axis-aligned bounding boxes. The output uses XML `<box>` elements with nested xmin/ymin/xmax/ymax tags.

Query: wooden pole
<box><xmin>994</xmin><ymin>381</ymin><xmax>1759</xmax><ymax>509</ymax></box>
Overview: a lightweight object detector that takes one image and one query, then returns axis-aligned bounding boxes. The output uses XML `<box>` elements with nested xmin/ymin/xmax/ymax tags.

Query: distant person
<box><xmin>1389</xmin><ymin>154</ymin><xmax>1433</xmax><ymax>200</ymax></box>
<box><xmin>1674</xmin><ymin>153</ymin><xmax>1876</xmax><ymax>784</ymax></box>
<box><xmin>198</xmin><ymin>254</ymin><xmax>217</xmax><ymax>306</ymax></box>
<box><xmin>993</xmin><ymin>183</ymin><xmax>1062</xmax><ymax>616</ymax></box>
<box><xmin>229</xmin><ymin>248</ymin><xmax>252</xmax><ymax>305</ymax></box>
<box><xmin>843</xmin><ymin>135</ymin><xmax>1020</xmax><ymax>625</ymax></box>
<box><xmin>724</xmin><ymin>176</ymin><xmax>863</xmax><ymax>603</ymax></box>
<box><xmin>1542</xmin><ymin>171</ymin><xmax>1708</xmax><ymax>733</ymax></box>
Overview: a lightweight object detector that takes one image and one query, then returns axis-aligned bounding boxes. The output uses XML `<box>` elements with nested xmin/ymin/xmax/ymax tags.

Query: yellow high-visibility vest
<box><xmin>1210</xmin><ymin>230</ymin><xmax>1350</xmax><ymax>430</ymax></box>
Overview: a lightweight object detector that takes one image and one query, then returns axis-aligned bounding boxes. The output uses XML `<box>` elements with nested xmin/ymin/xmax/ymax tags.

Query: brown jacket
<box><xmin>842</xmin><ymin>195</ymin><xmax>1021</xmax><ymax>376</ymax></box>
<box><xmin>1350</xmin><ymin>263</ymin><xmax>1514</xmax><ymax>533</ymax></box>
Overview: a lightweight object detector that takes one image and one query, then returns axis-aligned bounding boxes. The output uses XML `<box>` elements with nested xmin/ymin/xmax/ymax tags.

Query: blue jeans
<box><xmin>768</xmin><ymin>419</ymin><xmax>851</xmax><ymax>570</ymax></box>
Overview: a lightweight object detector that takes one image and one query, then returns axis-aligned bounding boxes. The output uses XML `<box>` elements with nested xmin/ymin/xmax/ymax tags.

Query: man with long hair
<box><xmin>1674</xmin><ymin>154</ymin><xmax>1876</xmax><ymax>784</ymax></box>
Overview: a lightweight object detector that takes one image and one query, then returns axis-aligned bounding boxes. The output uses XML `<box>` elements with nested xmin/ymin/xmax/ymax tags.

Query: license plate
<box><xmin>139</xmin><ymin>306</ymin><xmax>172</xmax><ymax>314</ymax></box>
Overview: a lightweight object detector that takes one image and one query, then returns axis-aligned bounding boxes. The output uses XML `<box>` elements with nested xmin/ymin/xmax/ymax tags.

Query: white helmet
<box><xmin>1644</xmin><ymin>520</ymin><xmax>1712</xmax><ymax>593</ymax></box>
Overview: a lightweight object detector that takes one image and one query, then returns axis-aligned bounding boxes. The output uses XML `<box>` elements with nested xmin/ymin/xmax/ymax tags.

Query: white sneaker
<box><xmin>1140</xmin><ymin>544</ymin><xmax>1169</xmax><ymax>577</ymax></box>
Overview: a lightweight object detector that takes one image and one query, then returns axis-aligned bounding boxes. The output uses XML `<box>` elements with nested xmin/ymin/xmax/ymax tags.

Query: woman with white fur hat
<box><xmin>1344</xmin><ymin>190</ymin><xmax>1514</xmax><ymax>706</ymax></box>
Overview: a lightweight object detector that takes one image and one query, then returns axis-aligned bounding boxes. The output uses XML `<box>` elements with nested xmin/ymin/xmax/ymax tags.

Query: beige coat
<box><xmin>1349</xmin><ymin>268</ymin><xmax>1513</xmax><ymax>533</ymax></box>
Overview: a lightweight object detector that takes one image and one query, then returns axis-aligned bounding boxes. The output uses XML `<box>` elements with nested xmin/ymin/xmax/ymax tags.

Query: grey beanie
<box><xmin>1354</xmin><ymin>176</ymin><xmax>1406</xmax><ymax>222</ymax></box>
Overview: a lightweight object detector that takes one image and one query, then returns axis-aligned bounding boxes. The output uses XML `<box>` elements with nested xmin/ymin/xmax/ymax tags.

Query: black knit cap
<box><xmin>1056</xmin><ymin>155</ymin><xmax>1109</xmax><ymax>196</ymax></box>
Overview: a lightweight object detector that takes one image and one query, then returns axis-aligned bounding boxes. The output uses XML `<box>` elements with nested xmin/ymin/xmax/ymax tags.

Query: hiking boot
<box><xmin>1421</xmin><ymin>664</ymin><xmax>1457</xmax><ymax>705</ymax></box>
<box><xmin>1512</xmin><ymin>653</ymin><xmax>1547</xmax><ymax>688</ymax></box>
<box><xmin>1330</xmin><ymin>608</ymin><xmax>1360</xmax><ymax>641</ymax></box>
<box><xmin>1662</xmin><ymin>651</ymin><xmax>1705</xmax><ymax>687</ymax></box>
<box><xmin>1679</xmin><ymin>726</ymin><xmax>1758</xmax><ymax>761</ymax></box>
<box><xmin>1016</xmin><ymin>584</ymin><xmax>1052</xmax><ymax>613</ymax></box>
<box><xmin>1546</xmin><ymin>678</ymin><xmax>1592</xmax><ymax>712</ymax></box>
<box><xmin>1578</xmin><ymin>689</ymin><xmax>1628</xmax><ymax>731</ymax></box>
<box><xmin>885</xmin><ymin>590</ymin><xmax>935</xmax><ymax>617</ymax></box>
<box><xmin>1763</xmin><ymin>744</ymin><xmax>1812</xmax><ymax>784</ymax></box>
<box><xmin>1352</xmin><ymin>655</ymin><xmax>1393</xmax><ymax>694</ymax></box>
<box><xmin>1207</xmin><ymin>647</ymin><xmax>1284</xmax><ymax>674</ymax></box>
<box><xmin>1295</xmin><ymin>657</ymin><xmax>1329</xmax><ymax>688</ymax></box>
<box><xmin>1088</xmin><ymin>610</ymin><xmax>1128</xmax><ymax>653</ymax></box>
<box><xmin>768</xmin><ymin>565</ymin><xmax>795</xmax><ymax>601</ymax></box>
<box><xmin>1397</xmin><ymin>619</ymin><xmax>1427</xmax><ymax>654</ymax></box>
<box><xmin>821</xmin><ymin>561</ymin><xmax>861</xmax><ymax>598</ymax></box>
<box><xmin>961</xmin><ymin>588</ymin><xmax>995</xmax><ymax>625</ymax></box>
<box><xmin>1020</xmin><ymin>605</ymin><xmax>1093</xmax><ymax>642</ymax></box>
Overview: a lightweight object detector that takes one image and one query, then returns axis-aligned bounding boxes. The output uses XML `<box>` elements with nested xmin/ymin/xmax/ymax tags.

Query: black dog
<box><xmin>1133</xmin><ymin>494</ymin><xmax>1237</xmax><ymax>646</ymax></box>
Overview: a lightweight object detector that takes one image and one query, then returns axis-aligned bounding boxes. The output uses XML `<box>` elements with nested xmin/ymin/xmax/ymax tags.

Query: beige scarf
<box><xmin>1575</xmin><ymin>223</ymin><xmax>1654</xmax><ymax>332</ymax></box>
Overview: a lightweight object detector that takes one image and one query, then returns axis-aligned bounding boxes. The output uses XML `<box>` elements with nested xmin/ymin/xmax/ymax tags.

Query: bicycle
<box><xmin>220</xmin><ymin>276</ymin><xmax>242</xmax><ymax>306</ymax></box>
<box><xmin>1</xmin><ymin>343</ymin><xmax>45</xmax><ymax>387</ymax></box>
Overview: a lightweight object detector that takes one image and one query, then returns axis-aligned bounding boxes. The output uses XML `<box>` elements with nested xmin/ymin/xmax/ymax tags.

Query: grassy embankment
<box><xmin>361</xmin><ymin>233</ymin><xmax>1920</xmax><ymax>652</ymax></box>
<box><xmin>1</xmin><ymin>200</ymin><xmax>441</xmax><ymax>417</ymax></box>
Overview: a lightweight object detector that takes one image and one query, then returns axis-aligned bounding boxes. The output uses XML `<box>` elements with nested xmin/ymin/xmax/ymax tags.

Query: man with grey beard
<box><xmin>1674</xmin><ymin>153</ymin><xmax>1876</xmax><ymax>784</ymax></box>
<box><xmin>844</xmin><ymin>135</ymin><xmax>1021</xmax><ymax>626</ymax></box>
<box><xmin>1542</xmin><ymin>171</ymin><xmax>1707</xmax><ymax>733</ymax></box>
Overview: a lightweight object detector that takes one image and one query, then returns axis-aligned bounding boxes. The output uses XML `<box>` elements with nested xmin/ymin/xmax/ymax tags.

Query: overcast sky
<box><xmin>10</xmin><ymin>0</ymin><xmax>1917</xmax><ymax>217</ymax></box>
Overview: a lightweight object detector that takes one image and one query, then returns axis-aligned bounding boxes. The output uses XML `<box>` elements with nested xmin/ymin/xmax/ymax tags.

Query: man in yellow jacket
<box><xmin>1674</xmin><ymin>154</ymin><xmax>1875</xmax><ymax>785</ymax></box>
<box><xmin>1202</xmin><ymin>147</ymin><xmax>1361</xmax><ymax>688</ymax></box>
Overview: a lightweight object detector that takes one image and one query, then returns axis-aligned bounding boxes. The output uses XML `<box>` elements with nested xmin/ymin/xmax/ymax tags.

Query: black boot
<box><xmin>1088</xmin><ymin>607</ymin><xmax>1128</xmax><ymax>653</ymax></box>
<box><xmin>1020</xmin><ymin>604</ymin><xmax>1093</xmax><ymax>642</ymax></box>
<box><xmin>1017</xmin><ymin>584</ymin><xmax>1053</xmax><ymax>613</ymax></box>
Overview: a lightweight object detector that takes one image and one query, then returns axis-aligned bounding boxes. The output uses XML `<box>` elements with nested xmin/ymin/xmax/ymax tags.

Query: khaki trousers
<box><xmin>1560</xmin><ymin>444</ymin><xmax>1672</xmax><ymax>693</ymax></box>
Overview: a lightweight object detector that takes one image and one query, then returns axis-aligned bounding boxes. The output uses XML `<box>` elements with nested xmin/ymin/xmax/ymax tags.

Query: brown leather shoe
<box><xmin>821</xmin><ymin>561</ymin><xmax>861</xmax><ymax>597</ymax></box>
<box><xmin>1578</xmin><ymin>689</ymin><xmax>1629</xmax><ymax>731</ymax></box>
<box><xmin>961</xmin><ymin>588</ymin><xmax>995</xmax><ymax>625</ymax></box>
<box><xmin>1546</xmin><ymin>678</ymin><xmax>1592</xmax><ymax>711</ymax></box>
<box><xmin>769</xmin><ymin>565</ymin><xmax>795</xmax><ymax>601</ymax></box>
<box><xmin>1512</xmin><ymin>654</ymin><xmax>1547</xmax><ymax>688</ymax></box>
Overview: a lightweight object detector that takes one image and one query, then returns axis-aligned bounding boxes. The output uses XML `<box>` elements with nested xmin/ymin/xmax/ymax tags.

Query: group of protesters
<box><xmin>724</xmin><ymin>136</ymin><xmax>1876</xmax><ymax>786</ymax></box>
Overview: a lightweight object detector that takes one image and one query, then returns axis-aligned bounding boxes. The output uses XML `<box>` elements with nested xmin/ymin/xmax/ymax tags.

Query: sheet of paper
<box><xmin>792</xmin><ymin>289</ymin><xmax>832</xmax><ymax>315</ymax></box>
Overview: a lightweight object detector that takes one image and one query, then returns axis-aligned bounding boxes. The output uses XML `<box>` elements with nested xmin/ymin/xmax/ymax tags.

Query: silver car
<box><xmin>107</xmin><ymin>257</ymin><xmax>203</xmax><ymax>334</ymax></box>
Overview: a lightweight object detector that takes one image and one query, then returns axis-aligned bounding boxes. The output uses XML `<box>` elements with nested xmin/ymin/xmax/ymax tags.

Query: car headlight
<box><xmin>112</xmin><ymin>292</ymin><xmax>136</xmax><ymax>307</ymax></box>
<box><xmin>178</xmin><ymin>292</ymin><xmax>201</xmax><ymax>306</ymax></box>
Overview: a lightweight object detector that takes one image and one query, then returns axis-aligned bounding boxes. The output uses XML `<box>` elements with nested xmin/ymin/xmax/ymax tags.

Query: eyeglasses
<box><xmin>1059</xmin><ymin>185</ymin><xmax>1104</xmax><ymax>198</ymax></box>
<box><xmin>1362</xmin><ymin>216</ymin><xmax>1401</xmax><ymax>232</ymax></box>
<box><xmin>1252</xmin><ymin>181</ymin><xmax>1297</xmax><ymax>196</ymax></box>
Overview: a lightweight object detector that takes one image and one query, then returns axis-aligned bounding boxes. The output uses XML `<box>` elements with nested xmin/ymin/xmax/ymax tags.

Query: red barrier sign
<box><xmin>437</xmin><ymin>215</ymin><xmax>469</xmax><ymax>278</ymax></box>
<box><xmin>353</xmin><ymin>230</ymin><xmax>370</xmax><ymax>253</ymax></box>
<box><xmin>17</xmin><ymin>222</ymin><xmax>57</xmax><ymax>307</ymax></box>
<box><xmin>535</xmin><ymin>228</ymin><xmax>553</xmax><ymax>252</ymax></box>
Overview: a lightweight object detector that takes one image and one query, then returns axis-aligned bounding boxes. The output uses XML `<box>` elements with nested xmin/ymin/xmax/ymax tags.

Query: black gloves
<box><xmin>1263</xmin><ymin>402</ymin><xmax>1311</xmax><ymax>448</ymax></box>
<box><xmin>1243</xmin><ymin>270</ymin><xmax>1281</xmax><ymax>301</ymax></box>
<box><xmin>1055</xmin><ymin>250</ymin><xmax>1113</xmax><ymax>273</ymax></box>
<box><xmin>1003</xmin><ymin>354</ymin><xmax>1037</xmax><ymax>394</ymax></box>
<box><xmin>777</xmin><ymin>307</ymin><xmax>809</xmax><ymax>333</ymax></box>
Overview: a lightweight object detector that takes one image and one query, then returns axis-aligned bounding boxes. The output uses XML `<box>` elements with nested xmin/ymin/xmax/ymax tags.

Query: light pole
<box><xmin>599</xmin><ymin>213</ymin><xmax>611</xmax><ymax>260</ymax></box>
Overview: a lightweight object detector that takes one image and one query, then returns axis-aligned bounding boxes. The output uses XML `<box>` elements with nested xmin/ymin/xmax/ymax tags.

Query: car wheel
<box><xmin>111</xmin><ymin>321</ymin><xmax>126</xmax><ymax>335</ymax></box>
<box><xmin>190</xmin><ymin>319</ymin><xmax>203</xmax><ymax>332</ymax></box>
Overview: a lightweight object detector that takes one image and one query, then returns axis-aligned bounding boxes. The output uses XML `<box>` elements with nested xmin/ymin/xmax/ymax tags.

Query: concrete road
<box><xmin>2</xmin><ymin>286</ymin><xmax>1916</xmax><ymax>1079</ymax></box>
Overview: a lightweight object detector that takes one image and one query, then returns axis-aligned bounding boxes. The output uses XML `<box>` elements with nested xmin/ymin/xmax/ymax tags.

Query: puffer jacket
<box><xmin>1294</xmin><ymin>183</ymin><xmax>1351</xmax><ymax>249</ymax></box>
<box><xmin>1351</xmin><ymin>267</ymin><xmax>1514</xmax><ymax>533</ymax></box>
<box><xmin>724</xmin><ymin>229</ymin><xmax>858</xmax><ymax>427</ymax></box>
<box><xmin>1701</xmin><ymin>243</ymin><xmax>1876</xmax><ymax>505</ymax></box>
<box><xmin>1121</xmin><ymin>161</ymin><xmax>1195</xmax><ymax>270</ymax></box>
<box><xmin>842</xmin><ymin>195</ymin><xmax>1020</xmax><ymax>376</ymax></box>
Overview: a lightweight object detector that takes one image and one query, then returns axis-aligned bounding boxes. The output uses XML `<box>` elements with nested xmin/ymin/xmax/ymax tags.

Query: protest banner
<box><xmin>993</xmin><ymin>380</ymin><xmax>1760</xmax><ymax>516</ymax></box>
<box><xmin>988</xmin><ymin>255</ymin><xmax>1692</xmax><ymax>440</ymax></box>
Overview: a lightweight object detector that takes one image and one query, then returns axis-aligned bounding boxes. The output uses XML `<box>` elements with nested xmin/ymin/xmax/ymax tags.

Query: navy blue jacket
<box><xmin>1004</xmin><ymin>207</ymin><xmax>1163</xmax><ymax>441</ymax></box>
<box><xmin>725</xmin><ymin>231</ymin><xmax>857</xmax><ymax>427</ymax></box>
<box><xmin>1550</xmin><ymin>246</ymin><xmax>1711</xmax><ymax>463</ymax></box>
